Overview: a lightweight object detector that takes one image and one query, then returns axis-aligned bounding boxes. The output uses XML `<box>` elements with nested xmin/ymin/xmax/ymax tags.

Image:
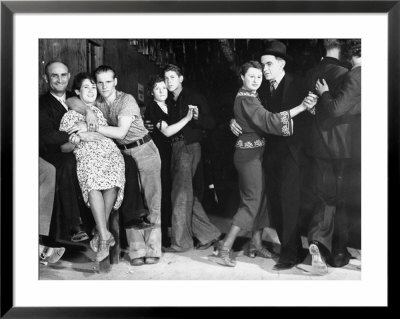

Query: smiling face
<box><xmin>152</xmin><ymin>81</ymin><xmax>168</xmax><ymax>102</ymax></box>
<box><xmin>75</xmin><ymin>78</ymin><xmax>97</xmax><ymax>105</ymax></box>
<box><xmin>241</xmin><ymin>67</ymin><xmax>263</xmax><ymax>91</ymax></box>
<box><xmin>164</xmin><ymin>70</ymin><xmax>183</xmax><ymax>93</ymax></box>
<box><xmin>45</xmin><ymin>62</ymin><xmax>70</xmax><ymax>96</ymax></box>
<box><xmin>260</xmin><ymin>55</ymin><xmax>285</xmax><ymax>81</ymax></box>
<box><xmin>95</xmin><ymin>70</ymin><xmax>117</xmax><ymax>99</ymax></box>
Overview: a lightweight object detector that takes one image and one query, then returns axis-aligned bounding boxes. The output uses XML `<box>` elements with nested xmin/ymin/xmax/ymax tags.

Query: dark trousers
<box><xmin>160</xmin><ymin>148</ymin><xmax>172</xmax><ymax>246</ymax></box>
<box><xmin>119</xmin><ymin>153</ymin><xmax>147</xmax><ymax>227</ymax></box>
<box><xmin>45</xmin><ymin>152</ymin><xmax>92</xmax><ymax>240</ymax></box>
<box><xmin>233</xmin><ymin>147</ymin><xmax>268</xmax><ymax>232</ymax></box>
<box><xmin>308</xmin><ymin>157</ymin><xmax>349</xmax><ymax>254</ymax></box>
<box><xmin>265</xmin><ymin>145</ymin><xmax>303</xmax><ymax>264</ymax></box>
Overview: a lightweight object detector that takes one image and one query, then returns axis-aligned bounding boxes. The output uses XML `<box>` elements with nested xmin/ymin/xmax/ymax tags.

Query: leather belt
<box><xmin>170</xmin><ymin>135</ymin><xmax>184</xmax><ymax>144</ymax></box>
<box><xmin>118</xmin><ymin>134</ymin><xmax>151</xmax><ymax>150</ymax></box>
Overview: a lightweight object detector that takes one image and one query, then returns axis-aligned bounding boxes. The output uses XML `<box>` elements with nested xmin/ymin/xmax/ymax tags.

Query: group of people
<box><xmin>228</xmin><ymin>39</ymin><xmax>361</xmax><ymax>273</ymax></box>
<box><xmin>39</xmin><ymin>38</ymin><xmax>361</xmax><ymax>275</ymax></box>
<box><xmin>39</xmin><ymin>61</ymin><xmax>221</xmax><ymax>266</ymax></box>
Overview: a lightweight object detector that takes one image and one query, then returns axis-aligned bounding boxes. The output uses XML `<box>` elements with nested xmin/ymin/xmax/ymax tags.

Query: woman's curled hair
<box><xmin>73</xmin><ymin>72</ymin><xmax>96</xmax><ymax>91</ymax></box>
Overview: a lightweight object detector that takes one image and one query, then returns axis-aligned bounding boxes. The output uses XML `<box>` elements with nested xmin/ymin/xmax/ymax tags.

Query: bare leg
<box><xmin>222</xmin><ymin>225</ymin><xmax>241</xmax><ymax>250</ymax></box>
<box><xmin>213</xmin><ymin>224</ymin><xmax>240</xmax><ymax>267</ymax></box>
<box><xmin>88</xmin><ymin>190</ymin><xmax>109</xmax><ymax>241</ymax></box>
<box><xmin>250</xmin><ymin>229</ymin><xmax>263</xmax><ymax>249</ymax></box>
<box><xmin>102</xmin><ymin>187</ymin><xmax>118</xmax><ymax>222</ymax></box>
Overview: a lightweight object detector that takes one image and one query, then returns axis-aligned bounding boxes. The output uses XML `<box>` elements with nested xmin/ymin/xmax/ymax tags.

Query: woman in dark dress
<box><xmin>144</xmin><ymin>76</ymin><xmax>193</xmax><ymax>247</ymax></box>
<box><xmin>213</xmin><ymin>61</ymin><xmax>317</xmax><ymax>267</ymax></box>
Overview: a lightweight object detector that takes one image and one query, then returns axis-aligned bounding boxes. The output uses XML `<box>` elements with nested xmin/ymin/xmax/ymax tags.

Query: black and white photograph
<box><xmin>38</xmin><ymin>38</ymin><xmax>362</xmax><ymax>281</ymax></box>
<box><xmin>2</xmin><ymin>1</ymin><xmax>394</xmax><ymax>312</ymax></box>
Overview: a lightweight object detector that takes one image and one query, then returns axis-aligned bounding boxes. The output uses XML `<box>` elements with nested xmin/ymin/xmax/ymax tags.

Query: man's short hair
<box><xmin>323</xmin><ymin>39</ymin><xmax>343</xmax><ymax>51</ymax></box>
<box><xmin>347</xmin><ymin>39</ymin><xmax>361</xmax><ymax>58</ymax></box>
<box><xmin>93</xmin><ymin>65</ymin><xmax>117</xmax><ymax>79</ymax></box>
<box><xmin>163</xmin><ymin>64</ymin><xmax>183</xmax><ymax>77</ymax></box>
<box><xmin>44</xmin><ymin>61</ymin><xmax>69</xmax><ymax>77</ymax></box>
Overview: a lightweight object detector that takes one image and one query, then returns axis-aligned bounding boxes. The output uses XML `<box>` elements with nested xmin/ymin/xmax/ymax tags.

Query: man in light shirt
<box><xmin>67</xmin><ymin>65</ymin><xmax>162</xmax><ymax>266</ymax></box>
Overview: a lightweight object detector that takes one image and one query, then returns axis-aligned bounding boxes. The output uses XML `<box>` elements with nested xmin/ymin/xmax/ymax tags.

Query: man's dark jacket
<box><xmin>39</xmin><ymin>91</ymin><xmax>74</xmax><ymax>162</ymax></box>
<box><xmin>258</xmin><ymin>72</ymin><xmax>308</xmax><ymax>162</ymax></box>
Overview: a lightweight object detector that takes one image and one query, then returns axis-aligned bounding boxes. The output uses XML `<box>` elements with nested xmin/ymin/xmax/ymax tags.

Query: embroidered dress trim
<box><xmin>279</xmin><ymin>111</ymin><xmax>291</xmax><ymax>136</ymax></box>
<box><xmin>235</xmin><ymin>138</ymin><xmax>266</xmax><ymax>149</ymax></box>
<box><xmin>236</xmin><ymin>91</ymin><xmax>258</xmax><ymax>98</ymax></box>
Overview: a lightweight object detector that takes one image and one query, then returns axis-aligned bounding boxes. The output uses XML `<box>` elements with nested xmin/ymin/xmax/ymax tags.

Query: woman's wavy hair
<box><xmin>73</xmin><ymin>72</ymin><xmax>96</xmax><ymax>91</ymax></box>
<box><xmin>240</xmin><ymin>61</ymin><xmax>263</xmax><ymax>76</ymax></box>
<box><xmin>146</xmin><ymin>75</ymin><xmax>166</xmax><ymax>97</ymax></box>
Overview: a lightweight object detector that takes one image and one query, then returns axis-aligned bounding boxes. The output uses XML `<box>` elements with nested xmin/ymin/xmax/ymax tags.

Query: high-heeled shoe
<box><xmin>246</xmin><ymin>244</ymin><xmax>277</xmax><ymax>259</ymax></box>
<box><xmin>96</xmin><ymin>233</ymin><xmax>116</xmax><ymax>262</ymax></box>
<box><xmin>90</xmin><ymin>228</ymin><xmax>99</xmax><ymax>253</ymax></box>
<box><xmin>212</xmin><ymin>241</ymin><xmax>236</xmax><ymax>267</ymax></box>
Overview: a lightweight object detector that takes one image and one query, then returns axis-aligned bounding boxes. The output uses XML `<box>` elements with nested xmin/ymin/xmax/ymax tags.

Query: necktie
<box><xmin>59</xmin><ymin>97</ymin><xmax>68</xmax><ymax>111</ymax></box>
<box><xmin>270</xmin><ymin>80</ymin><xmax>277</xmax><ymax>94</ymax></box>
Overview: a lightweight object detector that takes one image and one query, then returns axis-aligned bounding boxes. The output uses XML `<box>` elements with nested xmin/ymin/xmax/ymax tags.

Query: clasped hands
<box><xmin>188</xmin><ymin>105</ymin><xmax>199</xmax><ymax>120</ymax></box>
<box><xmin>302</xmin><ymin>91</ymin><xmax>318</xmax><ymax>111</ymax></box>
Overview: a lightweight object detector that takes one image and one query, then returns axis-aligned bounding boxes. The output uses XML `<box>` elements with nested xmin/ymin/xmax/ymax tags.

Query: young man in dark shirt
<box><xmin>162</xmin><ymin>64</ymin><xmax>221</xmax><ymax>252</ymax></box>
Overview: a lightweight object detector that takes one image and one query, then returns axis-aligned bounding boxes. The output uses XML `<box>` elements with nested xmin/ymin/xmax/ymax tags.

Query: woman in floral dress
<box><xmin>59</xmin><ymin>72</ymin><xmax>125</xmax><ymax>262</ymax></box>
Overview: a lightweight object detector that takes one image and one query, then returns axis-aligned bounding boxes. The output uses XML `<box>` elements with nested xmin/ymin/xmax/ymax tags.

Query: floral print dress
<box><xmin>59</xmin><ymin>106</ymin><xmax>125</xmax><ymax>209</ymax></box>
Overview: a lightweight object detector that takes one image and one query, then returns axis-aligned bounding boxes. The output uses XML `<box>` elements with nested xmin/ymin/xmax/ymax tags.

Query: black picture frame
<box><xmin>1</xmin><ymin>0</ymin><xmax>396</xmax><ymax>317</ymax></box>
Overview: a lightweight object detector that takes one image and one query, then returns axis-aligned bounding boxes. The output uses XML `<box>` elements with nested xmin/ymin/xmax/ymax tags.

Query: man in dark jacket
<box><xmin>307</xmin><ymin>40</ymin><xmax>361</xmax><ymax>274</ymax></box>
<box><xmin>39</xmin><ymin>61</ymin><xmax>95</xmax><ymax>241</ymax></box>
<box><xmin>230</xmin><ymin>40</ymin><xmax>311</xmax><ymax>270</ymax></box>
<box><xmin>40</xmin><ymin>61</ymin><xmax>148</xmax><ymax>244</ymax></box>
<box><xmin>258</xmin><ymin>41</ymin><xmax>311</xmax><ymax>270</ymax></box>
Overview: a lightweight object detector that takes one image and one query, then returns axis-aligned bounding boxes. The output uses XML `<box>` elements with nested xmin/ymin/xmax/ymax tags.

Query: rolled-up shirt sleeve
<box><xmin>241</xmin><ymin>97</ymin><xmax>293</xmax><ymax>136</ymax></box>
<box><xmin>117</xmin><ymin>94</ymin><xmax>139</xmax><ymax>119</ymax></box>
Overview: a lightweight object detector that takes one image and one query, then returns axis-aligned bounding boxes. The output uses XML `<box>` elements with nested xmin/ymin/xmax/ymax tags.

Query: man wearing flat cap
<box><xmin>231</xmin><ymin>40</ymin><xmax>311</xmax><ymax>270</ymax></box>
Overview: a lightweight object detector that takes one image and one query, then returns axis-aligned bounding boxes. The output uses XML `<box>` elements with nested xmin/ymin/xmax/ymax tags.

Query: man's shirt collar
<box><xmin>272</xmin><ymin>70</ymin><xmax>285</xmax><ymax>87</ymax></box>
<box><xmin>50</xmin><ymin>92</ymin><xmax>68</xmax><ymax>110</ymax></box>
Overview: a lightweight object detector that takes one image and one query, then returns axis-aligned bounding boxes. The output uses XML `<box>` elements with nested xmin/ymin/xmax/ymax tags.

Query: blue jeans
<box><xmin>122</xmin><ymin>140</ymin><xmax>162</xmax><ymax>258</ymax></box>
<box><xmin>170</xmin><ymin>142</ymin><xmax>221</xmax><ymax>251</ymax></box>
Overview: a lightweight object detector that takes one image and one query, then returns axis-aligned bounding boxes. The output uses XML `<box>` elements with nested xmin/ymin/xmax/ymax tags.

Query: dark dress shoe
<box><xmin>126</xmin><ymin>217</ymin><xmax>155</xmax><ymax>230</ymax></box>
<box><xmin>327</xmin><ymin>251</ymin><xmax>351</xmax><ymax>268</ymax></box>
<box><xmin>273</xmin><ymin>262</ymin><xmax>297</xmax><ymax>271</ymax></box>
<box><xmin>195</xmin><ymin>238</ymin><xmax>218</xmax><ymax>250</ymax></box>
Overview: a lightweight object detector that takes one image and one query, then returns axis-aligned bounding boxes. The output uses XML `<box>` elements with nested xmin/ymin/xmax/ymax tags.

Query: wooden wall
<box><xmin>39</xmin><ymin>39</ymin><xmax>87</xmax><ymax>95</ymax></box>
<box><xmin>102</xmin><ymin>39</ymin><xmax>161</xmax><ymax>107</ymax></box>
<box><xmin>39</xmin><ymin>39</ymin><xmax>162</xmax><ymax>106</ymax></box>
